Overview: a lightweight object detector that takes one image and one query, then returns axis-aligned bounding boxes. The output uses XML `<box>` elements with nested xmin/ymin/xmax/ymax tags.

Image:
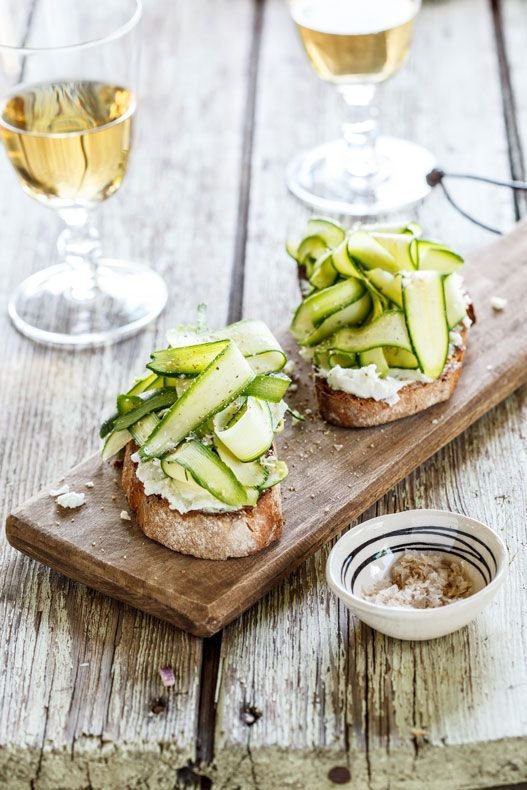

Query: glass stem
<box><xmin>56</xmin><ymin>207</ymin><xmax>102</xmax><ymax>302</ymax></box>
<box><xmin>338</xmin><ymin>83</ymin><xmax>380</xmax><ymax>183</ymax></box>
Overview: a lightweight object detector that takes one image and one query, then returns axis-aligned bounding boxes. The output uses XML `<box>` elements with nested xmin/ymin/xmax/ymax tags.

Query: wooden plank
<box><xmin>7</xmin><ymin>219</ymin><xmax>527</xmax><ymax>641</ymax></box>
<box><xmin>0</xmin><ymin>0</ymin><xmax>254</xmax><ymax>785</ymax></box>
<box><xmin>500</xmin><ymin>0</ymin><xmax>527</xmax><ymax>205</ymax></box>
<box><xmin>214</xmin><ymin>0</ymin><xmax>524</xmax><ymax>786</ymax></box>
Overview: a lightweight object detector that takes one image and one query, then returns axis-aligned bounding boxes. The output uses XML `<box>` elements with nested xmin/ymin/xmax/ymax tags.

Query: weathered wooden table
<box><xmin>1</xmin><ymin>1</ymin><xmax>526</xmax><ymax>787</ymax></box>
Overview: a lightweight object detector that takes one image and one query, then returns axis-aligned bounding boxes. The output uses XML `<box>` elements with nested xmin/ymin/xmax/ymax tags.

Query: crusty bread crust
<box><xmin>121</xmin><ymin>443</ymin><xmax>283</xmax><ymax>560</ymax></box>
<box><xmin>315</xmin><ymin>327</ymin><xmax>468</xmax><ymax>428</ymax></box>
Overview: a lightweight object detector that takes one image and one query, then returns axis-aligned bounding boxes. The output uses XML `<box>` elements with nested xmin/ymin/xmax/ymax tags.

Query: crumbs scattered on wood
<box><xmin>240</xmin><ymin>704</ymin><xmax>262</xmax><ymax>726</ymax></box>
<box><xmin>85</xmin><ymin>481</ymin><xmax>94</xmax><ymax>488</ymax></box>
<box><xmin>49</xmin><ymin>484</ymin><xmax>69</xmax><ymax>497</ymax></box>
<box><xmin>490</xmin><ymin>296</ymin><xmax>507</xmax><ymax>311</ymax></box>
<box><xmin>120</xmin><ymin>510</ymin><xmax>132</xmax><ymax>521</ymax></box>
<box><xmin>333</xmin><ymin>444</ymin><xmax>343</xmax><ymax>451</ymax></box>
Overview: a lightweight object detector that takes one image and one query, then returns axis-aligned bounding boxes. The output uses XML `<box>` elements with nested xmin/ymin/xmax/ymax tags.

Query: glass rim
<box><xmin>0</xmin><ymin>0</ymin><xmax>142</xmax><ymax>55</ymax></box>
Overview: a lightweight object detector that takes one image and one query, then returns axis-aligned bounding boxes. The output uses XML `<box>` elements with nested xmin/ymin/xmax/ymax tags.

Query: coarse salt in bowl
<box><xmin>326</xmin><ymin>509</ymin><xmax>508</xmax><ymax>641</ymax></box>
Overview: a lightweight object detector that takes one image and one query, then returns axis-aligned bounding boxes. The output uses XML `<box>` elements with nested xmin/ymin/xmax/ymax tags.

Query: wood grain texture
<box><xmin>213</xmin><ymin>0</ymin><xmax>527</xmax><ymax>787</ymax></box>
<box><xmin>0</xmin><ymin>0</ymin><xmax>255</xmax><ymax>786</ymax></box>
<box><xmin>1</xmin><ymin>0</ymin><xmax>527</xmax><ymax>786</ymax></box>
<box><xmin>7</xmin><ymin>219</ymin><xmax>527</xmax><ymax>641</ymax></box>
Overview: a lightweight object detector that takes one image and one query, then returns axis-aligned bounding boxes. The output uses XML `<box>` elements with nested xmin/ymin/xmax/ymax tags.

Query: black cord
<box><xmin>438</xmin><ymin>180</ymin><xmax>503</xmax><ymax>235</ymax></box>
<box><xmin>426</xmin><ymin>168</ymin><xmax>527</xmax><ymax>235</ymax></box>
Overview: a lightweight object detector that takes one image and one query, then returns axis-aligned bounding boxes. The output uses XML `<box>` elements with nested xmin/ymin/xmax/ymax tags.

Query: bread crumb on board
<box><xmin>49</xmin><ymin>484</ymin><xmax>69</xmax><ymax>497</ymax></box>
<box><xmin>490</xmin><ymin>296</ymin><xmax>507</xmax><ymax>311</ymax></box>
<box><xmin>120</xmin><ymin>510</ymin><xmax>132</xmax><ymax>521</ymax></box>
<box><xmin>56</xmin><ymin>491</ymin><xmax>86</xmax><ymax>509</ymax></box>
<box><xmin>361</xmin><ymin>551</ymin><xmax>473</xmax><ymax>608</ymax></box>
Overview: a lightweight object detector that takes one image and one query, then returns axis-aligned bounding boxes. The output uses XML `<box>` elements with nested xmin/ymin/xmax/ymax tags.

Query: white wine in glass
<box><xmin>0</xmin><ymin>0</ymin><xmax>167</xmax><ymax>348</ymax></box>
<box><xmin>1</xmin><ymin>81</ymin><xmax>134</xmax><ymax>207</ymax></box>
<box><xmin>287</xmin><ymin>0</ymin><xmax>435</xmax><ymax>216</ymax></box>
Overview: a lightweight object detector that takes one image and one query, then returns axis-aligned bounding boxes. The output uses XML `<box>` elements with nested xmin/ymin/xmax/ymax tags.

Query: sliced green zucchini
<box><xmin>444</xmin><ymin>273</ymin><xmax>467</xmax><ymax>329</ymax></box>
<box><xmin>291</xmin><ymin>278</ymin><xmax>365</xmax><ymax>341</ymax></box>
<box><xmin>140</xmin><ymin>341</ymin><xmax>255</xmax><ymax>459</ymax></box>
<box><xmin>384</xmin><ymin>347</ymin><xmax>419</xmax><ymax>369</ymax></box>
<box><xmin>117</xmin><ymin>393</ymin><xmax>143</xmax><ymax>415</ymax></box>
<box><xmin>415</xmin><ymin>241</ymin><xmax>464</xmax><ymax>274</ymax></box>
<box><xmin>244</xmin><ymin>488</ymin><xmax>260</xmax><ymax>506</ymax></box>
<box><xmin>404</xmin><ymin>221</ymin><xmax>423</xmax><ymax>237</ymax></box>
<box><xmin>214</xmin><ymin>437</ymin><xmax>268</xmax><ymax>487</ymax></box>
<box><xmin>309</xmin><ymin>250</ymin><xmax>338</xmax><ymax>290</ymax></box>
<box><xmin>113</xmin><ymin>388</ymin><xmax>179</xmax><ymax>432</ymax></box>
<box><xmin>369</xmin><ymin>289</ymin><xmax>386</xmax><ymax>321</ymax></box>
<box><xmin>100</xmin><ymin>412</ymin><xmax>118</xmax><ymax>439</ymax></box>
<box><xmin>347</xmin><ymin>230</ymin><xmax>399</xmax><ymax>274</ymax></box>
<box><xmin>285</xmin><ymin>238</ymin><xmax>299</xmax><ymax>261</ymax></box>
<box><xmin>402</xmin><ymin>272</ymin><xmax>449</xmax><ymax>379</ymax></box>
<box><xmin>102</xmin><ymin>428</ymin><xmax>131</xmax><ymax>461</ymax></box>
<box><xmin>211</xmin><ymin>320</ymin><xmax>286</xmax><ymax>373</ymax></box>
<box><xmin>313</xmin><ymin>348</ymin><xmax>331</xmax><ymax>369</ymax></box>
<box><xmin>367</xmin><ymin>269</ymin><xmax>403</xmax><ymax>307</ymax></box>
<box><xmin>127</xmin><ymin>372</ymin><xmax>164</xmax><ymax>397</ymax></box>
<box><xmin>361</xmin><ymin>221</ymin><xmax>422</xmax><ymax>237</ymax></box>
<box><xmin>259</xmin><ymin>459</ymin><xmax>289</xmax><ymax>490</ymax></box>
<box><xmin>306</xmin><ymin>217</ymin><xmax>346</xmax><ymax>247</ymax></box>
<box><xmin>303</xmin><ymin>291</ymin><xmax>371</xmax><ymax>347</ymax></box>
<box><xmin>371</xmin><ymin>233</ymin><xmax>415</xmax><ymax>270</ymax></box>
<box><xmin>173</xmin><ymin>378</ymin><xmax>193</xmax><ymax>398</ymax></box>
<box><xmin>358</xmin><ymin>348</ymin><xmax>389</xmax><ymax>377</ymax></box>
<box><xmin>213</xmin><ymin>396</ymin><xmax>273</xmax><ymax>462</ymax></box>
<box><xmin>297</xmin><ymin>235</ymin><xmax>328</xmax><ymax>269</ymax></box>
<box><xmin>244</xmin><ymin>372</ymin><xmax>291</xmax><ymax>402</ymax></box>
<box><xmin>328</xmin><ymin>351</ymin><xmax>357</xmax><ymax>368</ymax></box>
<box><xmin>163</xmin><ymin>440</ymin><xmax>249</xmax><ymax>507</ymax></box>
<box><xmin>329</xmin><ymin>310</ymin><xmax>412</xmax><ymax>354</ymax></box>
<box><xmin>246</xmin><ymin>349</ymin><xmax>287</xmax><ymax>374</ymax></box>
<box><xmin>129</xmin><ymin>413</ymin><xmax>160</xmax><ymax>447</ymax></box>
<box><xmin>332</xmin><ymin>240</ymin><xmax>367</xmax><ymax>280</ymax></box>
<box><xmin>147</xmin><ymin>340</ymin><xmax>228</xmax><ymax>377</ymax></box>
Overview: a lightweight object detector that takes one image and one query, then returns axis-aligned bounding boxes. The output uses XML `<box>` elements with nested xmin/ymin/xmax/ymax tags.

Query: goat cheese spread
<box><xmin>132</xmin><ymin>452</ymin><xmax>238</xmax><ymax>514</ymax></box>
<box><xmin>324</xmin><ymin>364</ymin><xmax>432</xmax><ymax>406</ymax></box>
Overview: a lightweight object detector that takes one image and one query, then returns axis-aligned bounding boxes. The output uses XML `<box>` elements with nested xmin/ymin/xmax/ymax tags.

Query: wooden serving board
<box><xmin>6</xmin><ymin>223</ymin><xmax>527</xmax><ymax>637</ymax></box>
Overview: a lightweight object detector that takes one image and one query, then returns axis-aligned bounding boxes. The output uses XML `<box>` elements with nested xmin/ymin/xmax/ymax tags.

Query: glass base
<box><xmin>286</xmin><ymin>136</ymin><xmax>436</xmax><ymax>216</ymax></box>
<box><xmin>8</xmin><ymin>259</ymin><xmax>168</xmax><ymax>349</ymax></box>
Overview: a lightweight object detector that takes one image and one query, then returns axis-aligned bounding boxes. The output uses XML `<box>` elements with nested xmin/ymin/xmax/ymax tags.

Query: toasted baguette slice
<box><xmin>121</xmin><ymin>443</ymin><xmax>283</xmax><ymax>560</ymax></box>
<box><xmin>315</xmin><ymin>327</ymin><xmax>468</xmax><ymax>428</ymax></box>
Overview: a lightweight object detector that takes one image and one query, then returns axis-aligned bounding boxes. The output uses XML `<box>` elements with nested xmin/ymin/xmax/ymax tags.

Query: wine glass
<box><xmin>287</xmin><ymin>0</ymin><xmax>435</xmax><ymax>216</ymax></box>
<box><xmin>0</xmin><ymin>0</ymin><xmax>167</xmax><ymax>348</ymax></box>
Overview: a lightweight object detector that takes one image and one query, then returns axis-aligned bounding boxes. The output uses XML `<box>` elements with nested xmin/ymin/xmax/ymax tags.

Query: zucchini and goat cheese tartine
<box><xmin>100</xmin><ymin>320</ymin><xmax>290</xmax><ymax>559</ymax></box>
<box><xmin>287</xmin><ymin>218</ymin><xmax>474</xmax><ymax>427</ymax></box>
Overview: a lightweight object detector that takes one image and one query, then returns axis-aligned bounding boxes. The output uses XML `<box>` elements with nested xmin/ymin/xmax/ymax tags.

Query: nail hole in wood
<box><xmin>240</xmin><ymin>704</ymin><xmax>262</xmax><ymax>726</ymax></box>
<box><xmin>328</xmin><ymin>766</ymin><xmax>351</xmax><ymax>784</ymax></box>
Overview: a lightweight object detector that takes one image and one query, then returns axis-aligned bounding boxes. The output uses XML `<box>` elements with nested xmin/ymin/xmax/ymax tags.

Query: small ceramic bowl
<box><xmin>326</xmin><ymin>509</ymin><xmax>508</xmax><ymax>641</ymax></box>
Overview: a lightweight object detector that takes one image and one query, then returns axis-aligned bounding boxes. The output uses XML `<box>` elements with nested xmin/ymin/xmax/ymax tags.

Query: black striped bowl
<box><xmin>326</xmin><ymin>509</ymin><xmax>508</xmax><ymax>641</ymax></box>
